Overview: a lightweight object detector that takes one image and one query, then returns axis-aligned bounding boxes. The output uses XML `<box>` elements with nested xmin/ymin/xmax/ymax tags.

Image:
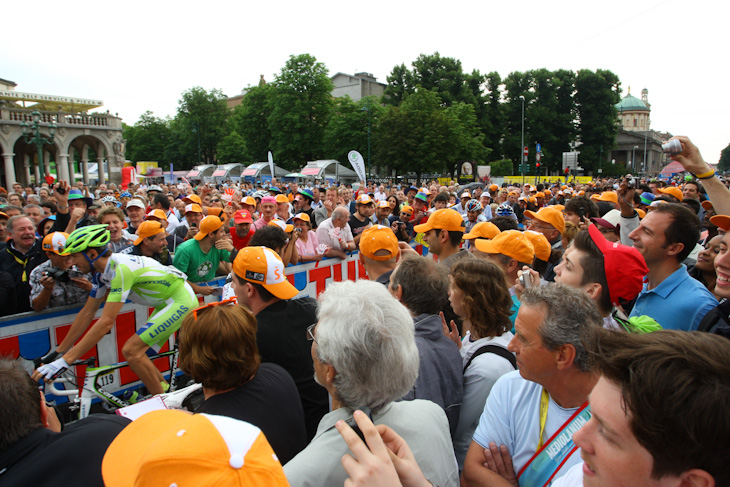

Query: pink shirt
<box><xmin>296</xmin><ymin>230</ymin><xmax>321</xmax><ymax>257</ymax></box>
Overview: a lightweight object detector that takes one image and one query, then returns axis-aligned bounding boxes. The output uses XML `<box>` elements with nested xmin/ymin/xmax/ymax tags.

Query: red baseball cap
<box><xmin>233</xmin><ymin>210</ymin><xmax>253</xmax><ymax>224</ymax></box>
<box><xmin>588</xmin><ymin>224</ymin><xmax>648</xmax><ymax>305</ymax></box>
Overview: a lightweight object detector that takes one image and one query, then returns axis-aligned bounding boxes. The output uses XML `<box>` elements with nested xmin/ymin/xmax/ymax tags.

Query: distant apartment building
<box><xmin>330</xmin><ymin>72</ymin><xmax>386</xmax><ymax>101</ymax></box>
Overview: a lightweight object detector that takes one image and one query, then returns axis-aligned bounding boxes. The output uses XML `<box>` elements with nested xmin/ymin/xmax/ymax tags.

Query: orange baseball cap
<box><xmin>42</xmin><ymin>232</ymin><xmax>69</xmax><ymax>254</ymax></box>
<box><xmin>658</xmin><ymin>186</ymin><xmax>683</xmax><ymax>201</ymax></box>
<box><xmin>474</xmin><ymin>230</ymin><xmax>535</xmax><ymax>264</ymax></box>
<box><xmin>636</xmin><ymin>208</ymin><xmax>647</xmax><ymax>219</ymax></box>
<box><xmin>463</xmin><ymin>222</ymin><xmax>500</xmax><ymax>241</ymax></box>
<box><xmin>134</xmin><ymin>220</ymin><xmax>166</xmax><ymax>246</ymax></box>
<box><xmin>184</xmin><ymin>203</ymin><xmax>203</xmax><ymax>214</ymax></box>
<box><xmin>101</xmin><ymin>409</ymin><xmax>289</xmax><ymax>487</ymax></box>
<box><xmin>207</xmin><ymin>207</ymin><xmax>225</xmax><ymax>218</ymax></box>
<box><xmin>597</xmin><ymin>191</ymin><xmax>618</xmax><ymax>204</ymax></box>
<box><xmin>523</xmin><ymin>230</ymin><xmax>551</xmax><ymax>261</ymax></box>
<box><xmin>701</xmin><ymin>200</ymin><xmax>714</xmax><ymax>211</ymax></box>
<box><xmin>523</xmin><ymin>206</ymin><xmax>566</xmax><ymax>233</ymax></box>
<box><xmin>360</xmin><ymin>225</ymin><xmax>399</xmax><ymax>261</ymax></box>
<box><xmin>414</xmin><ymin>208</ymin><xmax>465</xmax><ymax>234</ymax></box>
<box><xmin>182</xmin><ymin>194</ymin><xmax>202</xmax><ymax>205</ymax></box>
<box><xmin>377</xmin><ymin>200</ymin><xmax>390</xmax><ymax>209</ymax></box>
<box><xmin>489</xmin><ymin>184</ymin><xmax>499</xmax><ymax>191</ymax></box>
<box><xmin>241</xmin><ymin>195</ymin><xmax>256</xmax><ymax>207</ymax></box>
<box><xmin>232</xmin><ymin>246</ymin><xmax>298</xmax><ymax>299</ymax></box>
<box><xmin>194</xmin><ymin>215</ymin><xmax>224</xmax><ymax>241</ymax></box>
<box><xmin>292</xmin><ymin>212</ymin><xmax>310</xmax><ymax>223</ymax></box>
<box><xmin>710</xmin><ymin>215</ymin><xmax>730</xmax><ymax>231</ymax></box>
<box><xmin>145</xmin><ymin>209</ymin><xmax>168</xmax><ymax>222</ymax></box>
<box><xmin>356</xmin><ymin>194</ymin><xmax>373</xmax><ymax>205</ymax></box>
<box><xmin>590</xmin><ymin>194</ymin><xmax>601</xmax><ymax>201</ymax></box>
<box><xmin>275</xmin><ymin>194</ymin><xmax>289</xmax><ymax>204</ymax></box>
<box><xmin>535</xmin><ymin>192</ymin><xmax>545</xmax><ymax>198</ymax></box>
<box><xmin>400</xmin><ymin>205</ymin><xmax>414</xmax><ymax>216</ymax></box>
<box><xmin>551</xmin><ymin>204</ymin><xmax>565</xmax><ymax>211</ymax></box>
<box><xmin>268</xmin><ymin>218</ymin><xmax>294</xmax><ymax>233</ymax></box>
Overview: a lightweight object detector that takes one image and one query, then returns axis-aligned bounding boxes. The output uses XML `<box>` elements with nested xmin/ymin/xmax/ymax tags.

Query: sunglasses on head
<box><xmin>192</xmin><ymin>297</ymin><xmax>237</xmax><ymax>320</ymax></box>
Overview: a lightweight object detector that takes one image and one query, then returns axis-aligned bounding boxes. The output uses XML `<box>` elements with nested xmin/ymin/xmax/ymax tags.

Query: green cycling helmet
<box><xmin>61</xmin><ymin>224</ymin><xmax>111</xmax><ymax>255</ymax></box>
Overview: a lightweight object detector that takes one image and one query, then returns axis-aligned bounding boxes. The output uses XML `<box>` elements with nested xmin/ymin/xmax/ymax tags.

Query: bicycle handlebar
<box><xmin>47</xmin><ymin>377</ymin><xmax>77</xmax><ymax>396</ymax></box>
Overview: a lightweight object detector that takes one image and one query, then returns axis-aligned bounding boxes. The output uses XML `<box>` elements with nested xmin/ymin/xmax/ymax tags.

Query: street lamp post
<box><xmin>632</xmin><ymin>145</ymin><xmax>638</xmax><ymax>173</ymax></box>
<box><xmin>361</xmin><ymin>99</ymin><xmax>372</xmax><ymax>181</ymax></box>
<box><xmin>192</xmin><ymin>121</ymin><xmax>202</xmax><ymax>165</ymax></box>
<box><xmin>520</xmin><ymin>96</ymin><xmax>525</xmax><ymax>184</ymax></box>
<box><xmin>20</xmin><ymin>110</ymin><xmax>56</xmax><ymax>184</ymax></box>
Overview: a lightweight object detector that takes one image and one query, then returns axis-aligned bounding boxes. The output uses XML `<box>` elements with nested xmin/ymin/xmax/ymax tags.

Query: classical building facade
<box><xmin>0</xmin><ymin>79</ymin><xmax>124</xmax><ymax>187</ymax></box>
<box><xmin>610</xmin><ymin>88</ymin><xmax>668</xmax><ymax>175</ymax></box>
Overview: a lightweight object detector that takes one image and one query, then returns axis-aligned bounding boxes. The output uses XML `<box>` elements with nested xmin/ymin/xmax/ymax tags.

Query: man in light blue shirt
<box><xmin>628</xmin><ymin>203</ymin><xmax>717</xmax><ymax>330</ymax></box>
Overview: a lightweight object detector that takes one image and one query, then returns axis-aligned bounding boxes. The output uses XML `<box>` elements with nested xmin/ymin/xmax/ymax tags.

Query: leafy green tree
<box><xmin>502</xmin><ymin>71</ymin><xmax>533</xmax><ymax>169</ymax></box>
<box><xmin>482</xmin><ymin>72</ymin><xmax>504</xmax><ymax>161</ymax></box>
<box><xmin>375</xmin><ymin>90</ymin><xmax>484</xmax><ymax>183</ymax></box>
<box><xmin>123</xmin><ymin>112</ymin><xmax>172</xmax><ymax>164</ymax></box>
<box><xmin>383</xmin><ymin>63</ymin><xmax>414</xmax><ymax>106</ymax></box>
<box><xmin>267</xmin><ymin>54</ymin><xmax>333</xmax><ymax>170</ymax></box>
<box><xmin>575</xmin><ymin>69</ymin><xmax>621</xmax><ymax>174</ymax></box>
<box><xmin>527</xmin><ymin>69</ymin><xmax>576</xmax><ymax>174</ymax></box>
<box><xmin>217</xmin><ymin>131</ymin><xmax>247</xmax><ymax>163</ymax></box>
<box><xmin>444</xmin><ymin>102</ymin><xmax>492</xmax><ymax>174</ymax></box>
<box><xmin>229</xmin><ymin>82</ymin><xmax>274</xmax><ymax>162</ymax></box>
<box><xmin>718</xmin><ymin>142</ymin><xmax>730</xmax><ymax>172</ymax></box>
<box><xmin>171</xmin><ymin>87</ymin><xmax>229</xmax><ymax>169</ymax></box>
<box><xmin>490</xmin><ymin>159</ymin><xmax>513</xmax><ymax>176</ymax></box>
<box><xmin>323</xmin><ymin>96</ymin><xmax>383</xmax><ymax>169</ymax></box>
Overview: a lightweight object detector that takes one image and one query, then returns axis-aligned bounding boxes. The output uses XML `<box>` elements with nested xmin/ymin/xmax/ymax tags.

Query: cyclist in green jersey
<box><xmin>33</xmin><ymin>225</ymin><xmax>198</xmax><ymax>396</ymax></box>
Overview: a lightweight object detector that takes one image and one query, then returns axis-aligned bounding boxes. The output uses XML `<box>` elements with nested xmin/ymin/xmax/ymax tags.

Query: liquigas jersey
<box><xmin>91</xmin><ymin>254</ymin><xmax>188</xmax><ymax>307</ymax></box>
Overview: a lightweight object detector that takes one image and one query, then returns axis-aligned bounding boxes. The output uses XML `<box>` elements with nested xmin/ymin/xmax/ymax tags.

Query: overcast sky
<box><xmin>4</xmin><ymin>0</ymin><xmax>727</xmax><ymax>164</ymax></box>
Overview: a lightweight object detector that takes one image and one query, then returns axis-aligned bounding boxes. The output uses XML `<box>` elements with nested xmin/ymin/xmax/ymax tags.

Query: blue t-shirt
<box><xmin>630</xmin><ymin>265</ymin><xmax>717</xmax><ymax>331</ymax></box>
<box><xmin>472</xmin><ymin>371</ymin><xmax>582</xmax><ymax>482</ymax></box>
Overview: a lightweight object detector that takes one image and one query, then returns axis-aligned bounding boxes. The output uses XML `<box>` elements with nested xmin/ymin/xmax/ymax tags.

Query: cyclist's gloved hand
<box><xmin>33</xmin><ymin>350</ymin><xmax>60</xmax><ymax>368</ymax></box>
<box><xmin>37</xmin><ymin>357</ymin><xmax>70</xmax><ymax>381</ymax></box>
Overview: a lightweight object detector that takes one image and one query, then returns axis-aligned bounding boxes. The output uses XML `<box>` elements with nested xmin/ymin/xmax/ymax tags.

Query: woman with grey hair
<box><xmin>284</xmin><ymin>280</ymin><xmax>459</xmax><ymax>487</ymax></box>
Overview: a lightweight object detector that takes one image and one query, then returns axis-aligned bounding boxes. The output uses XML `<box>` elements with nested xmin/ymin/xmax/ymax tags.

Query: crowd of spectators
<box><xmin>2</xmin><ymin>135</ymin><xmax>730</xmax><ymax>487</ymax></box>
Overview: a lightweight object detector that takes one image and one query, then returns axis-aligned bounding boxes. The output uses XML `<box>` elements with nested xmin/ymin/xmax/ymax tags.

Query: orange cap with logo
<box><xmin>360</xmin><ymin>225</ymin><xmax>399</xmax><ymax>261</ymax></box>
<box><xmin>232</xmin><ymin>246</ymin><xmax>298</xmax><ymax>300</ymax></box>
<box><xmin>42</xmin><ymin>232</ymin><xmax>69</xmax><ymax>254</ymax></box>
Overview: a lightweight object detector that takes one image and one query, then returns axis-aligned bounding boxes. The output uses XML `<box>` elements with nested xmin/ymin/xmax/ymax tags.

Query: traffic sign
<box><xmin>536</xmin><ymin>153</ymin><xmax>541</xmax><ymax>161</ymax></box>
<box><xmin>536</xmin><ymin>143</ymin><xmax>542</xmax><ymax>153</ymax></box>
<box><xmin>523</xmin><ymin>146</ymin><xmax>529</xmax><ymax>156</ymax></box>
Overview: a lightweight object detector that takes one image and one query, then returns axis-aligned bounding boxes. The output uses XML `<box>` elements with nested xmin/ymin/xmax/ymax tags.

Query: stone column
<box><xmin>97</xmin><ymin>155</ymin><xmax>105</xmax><ymax>185</ymax></box>
<box><xmin>23</xmin><ymin>155</ymin><xmax>31</xmax><ymax>186</ymax></box>
<box><xmin>43</xmin><ymin>150</ymin><xmax>51</xmax><ymax>178</ymax></box>
<box><xmin>57</xmin><ymin>153</ymin><xmax>70</xmax><ymax>183</ymax></box>
<box><xmin>82</xmin><ymin>159</ymin><xmax>89</xmax><ymax>186</ymax></box>
<box><xmin>2</xmin><ymin>153</ymin><xmax>16</xmax><ymax>187</ymax></box>
<box><xmin>34</xmin><ymin>152</ymin><xmax>43</xmax><ymax>185</ymax></box>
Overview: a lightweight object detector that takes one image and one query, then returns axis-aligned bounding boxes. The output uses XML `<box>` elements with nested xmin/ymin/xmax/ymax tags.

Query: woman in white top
<box><xmin>448</xmin><ymin>259</ymin><xmax>516</xmax><ymax>470</ymax></box>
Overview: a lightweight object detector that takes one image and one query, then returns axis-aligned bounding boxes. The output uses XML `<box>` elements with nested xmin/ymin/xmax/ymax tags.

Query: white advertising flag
<box><xmin>347</xmin><ymin>150</ymin><xmax>367</xmax><ymax>182</ymax></box>
<box><xmin>267</xmin><ymin>151</ymin><xmax>275</xmax><ymax>180</ymax></box>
